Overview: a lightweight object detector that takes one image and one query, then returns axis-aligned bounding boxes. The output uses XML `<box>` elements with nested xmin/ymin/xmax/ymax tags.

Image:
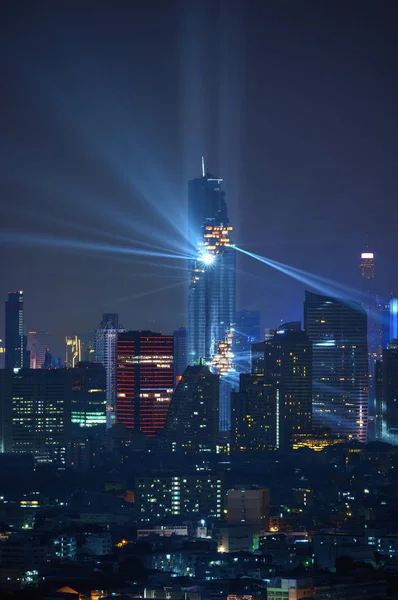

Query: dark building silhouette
<box><xmin>5</xmin><ymin>291</ymin><xmax>26</xmax><ymax>371</ymax></box>
<box><xmin>71</xmin><ymin>362</ymin><xmax>106</xmax><ymax>430</ymax></box>
<box><xmin>251</xmin><ymin>323</ymin><xmax>312</xmax><ymax>449</ymax></box>
<box><xmin>304</xmin><ymin>291</ymin><xmax>368</xmax><ymax>443</ymax></box>
<box><xmin>231</xmin><ymin>373</ymin><xmax>276</xmax><ymax>451</ymax></box>
<box><xmin>374</xmin><ymin>358</ymin><xmax>383</xmax><ymax>441</ymax></box>
<box><xmin>173</xmin><ymin>325</ymin><xmax>188</xmax><ymax>386</ymax></box>
<box><xmin>376</xmin><ymin>340</ymin><xmax>398</xmax><ymax>442</ymax></box>
<box><xmin>10</xmin><ymin>369</ymin><xmax>72</xmax><ymax>463</ymax></box>
<box><xmin>164</xmin><ymin>362</ymin><xmax>219</xmax><ymax>453</ymax></box>
<box><xmin>0</xmin><ymin>370</ymin><xmax>12</xmax><ymax>453</ymax></box>
<box><xmin>116</xmin><ymin>331</ymin><xmax>173</xmax><ymax>436</ymax></box>
<box><xmin>234</xmin><ymin>309</ymin><xmax>261</xmax><ymax>374</ymax></box>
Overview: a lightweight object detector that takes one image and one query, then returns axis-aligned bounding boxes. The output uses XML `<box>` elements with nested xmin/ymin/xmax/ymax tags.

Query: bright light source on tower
<box><xmin>200</xmin><ymin>252</ymin><xmax>215</xmax><ymax>266</ymax></box>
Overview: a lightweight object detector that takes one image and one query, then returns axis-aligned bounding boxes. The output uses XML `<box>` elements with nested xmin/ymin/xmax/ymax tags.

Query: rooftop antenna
<box><xmin>201</xmin><ymin>156</ymin><xmax>205</xmax><ymax>178</ymax></box>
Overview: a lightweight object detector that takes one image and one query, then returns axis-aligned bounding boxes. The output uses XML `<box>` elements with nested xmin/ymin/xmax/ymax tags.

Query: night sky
<box><xmin>1</xmin><ymin>0</ymin><xmax>397</xmax><ymax>353</ymax></box>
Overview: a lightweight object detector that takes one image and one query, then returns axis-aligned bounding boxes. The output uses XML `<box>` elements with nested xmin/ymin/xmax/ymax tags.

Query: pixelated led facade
<box><xmin>116</xmin><ymin>331</ymin><xmax>174</xmax><ymax>436</ymax></box>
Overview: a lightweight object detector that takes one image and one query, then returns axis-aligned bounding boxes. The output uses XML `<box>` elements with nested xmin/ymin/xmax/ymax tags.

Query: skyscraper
<box><xmin>65</xmin><ymin>335</ymin><xmax>82</xmax><ymax>368</ymax></box>
<box><xmin>11</xmin><ymin>369</ymin><xmax>72</xmax><ymax>463</ymax></box>
<box><xmin>377</xmin><ymin>341</ymin><xmax>398</xmax><ymax>443</ymax></box>
<box><xmin>234</xmin><ymin>309</ymin><xmax>261</xmax><ymax>373</ymax></box>
<box><xmin>173</xmin><ymin>325</ymin><xmax>188</xmax><ymax>386</ymax></box>
<box><xmin>116</xmin><ymin>331</ymin><xmax>173</xmax><ymax>436</ymax></box>
<box><xmin>187</xmin><ymin>167</ymin><xmax>236</xmax><ymax>370</ymax></box>
<box><xmin>5</xmin><ymin>291</ymin><xmax>26</xmax><ymax>371</ymax></box>
<box><xmin>71</xmin><ymin>362</ymin><xmax>106</xmax><ymax>430</ymax></box>
<box><xmin>27</xmin><ymin>330</ymin><xmax>51</xmax><ymax>369</ymax></box>
<box><xmin>164</xmin><ymin>362</ymin><xmax>219</xmax><ymax>453</ymax></box>
<box><xmin>94</xmin><ymin>313</ymin><xmax>124</xmax><ymax>413</ymax></box>
<box><xmin>231</xmin><ymin>373</ymin><xmax>276</xmax><ymax>451</ymax></box>
<box><xmin>359</xmin><ymin>250</ymin><xmax>382</xmax><ymax>400</ymax></box>
<box><xmin>390</xmin><ymin>299</ymin><xmax>398</xmax><ymax>341</ymax></box>
<box><xmin>304</xmin><ymin>291</ymin><xmax>368</xmax><ymax>442</ymax></box>
<box><xmin>250</xmin><ymin>323</ymin><xmax>313</xmax><ymax>450</ymax></box>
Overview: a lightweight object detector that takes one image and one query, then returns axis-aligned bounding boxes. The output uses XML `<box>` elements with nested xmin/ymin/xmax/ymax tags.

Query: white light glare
<box><xmin>200</xmin><ymin>252</ymin><xmax>215</xmax><ymax>266</ymax></box>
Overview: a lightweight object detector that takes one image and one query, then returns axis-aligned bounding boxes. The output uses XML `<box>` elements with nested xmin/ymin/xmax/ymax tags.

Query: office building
<box><xmin>94</xmin><ymin>313</ymin><xmax>124</xmax><ymax>410</ymax></box>
<box><xmin>164</xmin><ymin>362</ymin><xmax>219</xmax><ymax>453</ymax></box>
<box><xmin>173</xmin><ymin>325</ymin><xmax>188</xmax><ymax>386</ymax></box>
<box><xmin>11</xmin><ymin>369</ymin><xmax>72</xmax><ymax>463</ymax></box>
<box><xmin>26</xmin><ymin>330</ymin><xmax>51</xmax><ymax>369</ymax></box>
<box><xmin>0</xmin><ymin>370</ymin><xmax>12</xmax><ymax>453</ymax></box>
<box><xmin>187</xmin><ymin>167</ymin><xmax>236</xmax><ymax>372</ymax></box>
<box><xmin>5</xmin><ymin>291</ymin><xmax>26</xmax><ymax>371</ymax></box>
<box><xmin>231</xmin><ymin>374</ymin><xmax>276</xmax><ymax>451</ymax></box>
<box><xmin>374</xmin><ymin>358</ymin><xmax>383</xmax><ymax>441</ymax></box>
<box><xmin>71</xmin><ymin>362</ymin><xmax>106</xmax><ymax>429</ymax></box>
<box><xmin>390</xmin><ymin>298</ymin><xmax>398</xmax><ymax>341</ymax></box>
<box><xmin>233</xmin><ymin>309</ymin><xmax>261</xmax><ymax>373</ymax></box>
<box><xmin>304</xmin><ymin>291</ymin><xmax>368</xmax><ymax>442</ymax></box>
<box><xmin>360</xmin><ymin>250</ymin><xmax>382</xmax><ymax>413</ymax></box>
<box><xmin>227</xmin><ymin>488</ymin><xmax>270</xmax><ymax>530</ymax></box>
<box><xmin>134</xmin><ymin>472</ymin><xmax>223</xmax><ymax>523</ymax></box>
<box><xmin>376</xmin><ymin>341</ymin><xmax>398</xmax><ymax>443</ymax></box>
<box><xmin>65</xmin><ymin>335</ymin><xmax>82</xmax><ymax>367</ymax></box>
<box><xmin>116</xmin><ymin>330</ymin><xmax>173</xmax><ymax>436</ymax></box>
<box><xmin>251</xmin><ymin>323</ymin><xmax>312</xmax><ymax>449</ymax></box>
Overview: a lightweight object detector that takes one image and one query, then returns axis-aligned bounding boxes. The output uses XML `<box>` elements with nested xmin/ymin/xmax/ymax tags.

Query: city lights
<box><xmin>199</xmin><ymin>252</ymin><xmax>216</xmax><ymax>266</ymax></box>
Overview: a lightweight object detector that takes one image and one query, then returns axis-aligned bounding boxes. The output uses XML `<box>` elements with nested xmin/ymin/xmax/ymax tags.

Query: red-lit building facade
<box><xmin>116</xmin><ymin>331</ymin><xmax>174</xmax><ymax>436</ymax></box>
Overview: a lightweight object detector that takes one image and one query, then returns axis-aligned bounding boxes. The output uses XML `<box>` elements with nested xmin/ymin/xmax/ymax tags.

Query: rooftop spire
<box><xmin>201</xmin><ymin>156</ymin><xmax>205</xmax><ymax>178</ymax></box>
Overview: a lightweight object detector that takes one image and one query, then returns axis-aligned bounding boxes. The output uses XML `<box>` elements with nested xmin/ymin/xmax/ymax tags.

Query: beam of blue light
<box><xmin>0</xmin><ymin>230</ymin><xmax>192</xmax><ymax>261</ymax></box>
<box><xmin>235</xmin><ymin>246</ymin><xmax>367</xmax><ymax>306</ymax></box>
<box><xmin>21</xmin><ymin>207</ymin><xmax>187</xmax><ymax>258</ymax></box>
<box><xmin>113</xmin><ymin>278</ymin><xmax>190</xmax><ymax>304</ymax></box>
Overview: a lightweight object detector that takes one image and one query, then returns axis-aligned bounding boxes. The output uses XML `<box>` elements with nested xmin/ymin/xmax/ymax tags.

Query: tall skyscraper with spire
<box><xmin>187</xmin><ymin>163</ymin><xmax>236</xmax><ymax>373</ymax></box>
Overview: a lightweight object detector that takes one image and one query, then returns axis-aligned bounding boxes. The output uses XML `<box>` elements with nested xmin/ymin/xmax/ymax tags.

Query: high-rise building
<box><xmin>227</xmin><ymin>488</ymin><xmax>270</xmax><ymax>530</ymax></box>
<box><xmin>10</xmin><ymin>369</ymin><xmax>72</xmax><ymax>463</ymax></box>
<box><xmin>251</xmin><ymin>323</ymin><xmax>312</xmax><ymax>450</ymax></box>
<box><xmin>65</xmin><ymin>335</ymin><xmax>82</xmax><ymax>368</ymax></box>
<box><xmin>231</xmin><ymin>373</ymin><xmax>276</xmax><ymax>451</ymax></box>
<box><xmin>163</xmin><ymin>362</ymin><xmax>219</xmax><ymax>453</ymax></box>
<box><xmin>359</xmin><ymin>250</ymin><xmax>382</xmax><ymax>414</ymax></box>
<box><xmin>5</xmin><ymin>292</ymin><xmax>26</xmax><ymax>371</ymax></box>
<box><xmin>374</xmin><ymin>358</ymin><xmax>383</xmax><ymax>441</ymax></box>
<box><xmin>134</xmin><ymin>472</ymin><xmax>223</xmax><ymax>523</ymax></box>
<box><xmin>116</xmin><ymin>331</ymin><xmax>173</xmax><ymax>436</ymax></box>
<box><xmin>234</xmin><ymin>309</ymin><xmax>261</xmax><ymax>374</ymax></box>
<box><xmin>0</xmin><ymin>370</ymin><xmax>12</xmax><ymax>453</ymax></box>
<box><xmin>71</xmin><ymin>362</ymin><xmax>106</xmax><ymax>429</ymax></box>
<box><xmin>27</xmin><ymin>331</ymin><xmax>51</xmax><ymax>369</ymax></box>
<box><xmin>188</xmin><ymin>224</ymin><xmax>236</xmax><ymax>368</ymax></box>
<box><xmin>390</xmin><ymin>299</ymin><xmax>398</xmax><ymax>341</ymax></box>
<box><xmin>376</xmin><ymin>341</ymin><xmax>398</xmax><ymax>443</ymax></box>
<box><xmin>304</xmin><ymin>291</ymin><xmax>368</xmax><ymax>442</ymax></box>
<box><xmin>94</xmin><ymin>313</ymin><xmax>124</xmax><ymax>412</ymax></box>
<box><xmin>187</xmin><ymin>168</ymin><xmax>236</xmax><ymax>370</ymax></box>
<box><xmin>173</xmin><ymin>326</ymin><xmax>188</xmax><ymax>386</ymax></box>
